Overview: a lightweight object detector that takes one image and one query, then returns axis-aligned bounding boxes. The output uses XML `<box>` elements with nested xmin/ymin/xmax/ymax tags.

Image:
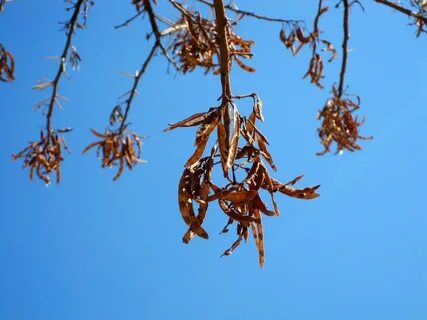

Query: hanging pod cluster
<box><xmin>83</xmin><ymin>129</ymin><xmax>144</xmax><ymax>181</ymax></box>
<box><xmin>165</xmin><ymin>95</ymin><xmax>320</xmax><ymax>267</ymax></box>
<box><xmin>169</xmin><ymin>12</ymin><xmax>255</xmax><ymax>74</ymax></box>
<box><xmin>317</xmin><ymin>87</ymin><xmax>372</xmax><ymax>155</ymax></box>
<box><xmin>12</xmin><ymin>130</ymin><xmax>68</xmax><ymax>185</ymax></box>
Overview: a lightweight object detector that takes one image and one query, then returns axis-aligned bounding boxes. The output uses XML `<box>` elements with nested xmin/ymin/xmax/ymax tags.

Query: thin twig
<box><xmin>168</xmin><ymin>0</ymin><xmax>190</xmax><ymax>17</ymax></box>
<box><xmin>309</xmin><ymin>0</ymin><xmax>324</xmax><ymax>59</ymax></box>
<box><xmin>197</xmin><ymin>0</ymin><xmax>303</xmax><ymax>24</ymax></box>
<box><xmin>115</xmin><ymin>10</ymin><xmax>145</xmax><ymax>29</ymax></box>
<box><xmin>118</xmin><ymin>43</ymin><xmax>159</xmax><ymax>133</ymax></box>
<box><xmin>46</xmin><ymin>0</ymin><xmax>85</xmax><ymax>140</ymax></box>
<box><xmin>143</xmin><ymin>0</ymin><xmax>179</xmax><ymax>70</ymax></box>
<box><xmin>233</xmin><ymin>93</ymin><xmax>256</xmax><ymax>100</ymax></box>
<box><xmin>313</xmin><ymin>0</ymin><xmax>324</xmax><ymax>37</ymax></box>
<box><xmin>338</xmin><ymin>0</ymin><xmax>349</xmax><ymax>98</ymax></box>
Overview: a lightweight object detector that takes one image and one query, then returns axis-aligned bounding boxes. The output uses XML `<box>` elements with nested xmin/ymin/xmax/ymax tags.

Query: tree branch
<box><xmin>118</xmin><ymin>43</ymin><xmax>158</xmax><ymax>133</ymax></box>
<box><xmin>338</xmin><ymin>0</ymin><xmax>349</xmax><ymax>98</ymax></box>
<box><xmin>46</xmin><ymin>0</ymin><xmax>85</xmax><ymax>139</ymax></box>
<box><xmin>115</xmin><ymin>10</ymin><xmax>145</xmax><ymax>29</ymax></box>
<box><xmin>197</xmin><ymin>0</ymin><xmax>303</xmax><ymax>24</ymax></box>
<box><xmin>374</xmin><ymin>0</ymin><xmax>427</xmax><ymax>24</ymax></box>
<box><xmin>143</xmin><ymin>0</ymin><xmax>179</xmax><ymax>69</ymax></box>
<box><xmin>213</xmin><ymin>0</ymin><xmax>232</xmax><ymax>102</ymax></box>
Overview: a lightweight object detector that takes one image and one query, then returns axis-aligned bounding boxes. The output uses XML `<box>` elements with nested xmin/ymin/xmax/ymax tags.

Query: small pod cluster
<box><xmin>279</xmin><ymin>4</ymin><xmax>336</xmax><ymax>89</ymax></box>
<box><xmin>170</xmin><ymin>12</ymin><xmax>255</xmax><ymax>74</ymax></box>
<box><xmin>83</xmin><ymin>129</ymin><xmax>144</xmax><ymax>180</ymax></box>
<box><xmin>13</xmin><ymin>131</ymin><xmax>67</xmax><ymax>185</ymax></box>
<box><xmin>317</xmin><ymin>87</ymin><xmax>372</xmax><ymax>155</ymax></box>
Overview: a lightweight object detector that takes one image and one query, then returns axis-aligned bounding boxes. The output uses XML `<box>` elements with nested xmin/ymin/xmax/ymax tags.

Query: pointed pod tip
<box><xmin>200</xmin><ymin>233</ymin><xmax>209</xmax><ymax>240</ymax></box>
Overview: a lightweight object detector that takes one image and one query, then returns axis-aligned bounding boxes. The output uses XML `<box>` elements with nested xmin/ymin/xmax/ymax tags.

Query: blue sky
<box><xmin>1</xmin><ymin>1</ymin><xmax>426</xmax><ymax>319</ymax></box>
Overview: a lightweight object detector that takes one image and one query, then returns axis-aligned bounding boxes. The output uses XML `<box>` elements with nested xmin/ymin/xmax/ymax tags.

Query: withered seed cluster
<box><xmin>12</xmin><ymin>131</ymin><xmax>66</xmax><ymax>185</ymax></box>
<box><xmin>166</xmin><ymin>95</ymin><xmax>319</xmax><ymax>267</ymax></box>
<box><xmin>83</xmin><ymin>129</ymin><xmax>144</xmax><ymax>180</ymax></box>
<box><xmin>170</xmin><ymin>14</ymin><xmax>255</xmax><ymax>74</ymax></box>
<box><xmin>317</xmin><ymin>87</ymin><xmax>372</xmax><ymax>155</ymax></box>
<box><xmin>0</xmin><ymin>44</ymin><xmax>14</xmax><ymax>82</ymax></box>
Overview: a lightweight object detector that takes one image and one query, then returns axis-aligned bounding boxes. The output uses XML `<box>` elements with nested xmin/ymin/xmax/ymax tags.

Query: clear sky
<box><xmin>1</xmin><ymin>1</ymin><xmax>426</xmax><ymax>319</ymax></box>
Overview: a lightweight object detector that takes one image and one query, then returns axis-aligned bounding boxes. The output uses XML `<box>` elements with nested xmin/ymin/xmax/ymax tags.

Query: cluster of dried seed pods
<box><xmin>279</xmin><ymin>25</ymin><xmax>314</xmax><ymax>56</ymax></box>
<box><xmin>303</xmin><ymin>38</ymin><xmax>336</xmax><ymax>89</ymax></box>
<box><xmin>170</xmin><ymin>10</ymin><xmax>255</xmax><ymax>74</ymax></box>
<box><xmin>317</xmin><ymin>87</ymin><xmax>372</xmax><ymax>155</ymax></box>
<box><xmin>166</xmin><ymin>94</ymin><xmax>320</xmax><ymax>267</ymax></box>
<box><xmin>0</xmin><ymin>44</ymin><xmax>15</xmax><ymax>82</ymax></box>
<box><xmin>83</xmin><ymin>129</ymin><xmax>144</xmax><ymax>180</ymax></box>
<box><xmin>13</xmin><ymin>131</ymin><xmax>68</xmax><ymax>185</ymax></box>
<box><xmin>280</xmin><ymin>2</ymin><xmax>336</xmax><ymax>89</ymax></box>
<box><xmin>279</xmin><ymin>0</ymin><xmax>371</xmax><ymax>154</ymax></box>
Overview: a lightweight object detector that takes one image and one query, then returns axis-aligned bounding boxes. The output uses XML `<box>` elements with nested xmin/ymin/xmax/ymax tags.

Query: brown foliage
<box><xmin>170</xmin><ymin>13</ymin><xmax>255</xmax><ymax>74</ymax></box>
<box><xmin>317</xmin><ymin>87</ymin><xmax>372</xmax><ymax>155</ymax></box>
<box><xmin>13</xmin><ymin>131</ymin><xmax>68</xmax><ymax>185</ymax></box>
<box><xmin>166</xmin><ymin>93</ymin><xmax>319</xmax><ymax>267</ymax></box>
<box><xmin>280</xmin><ymin>2</ymin><xmax>336</xmax><ymax>89</ymax></box>
<box><xmin>0</xmin><ymin>44</ymin><xmax>15</xmax><ymax>82</ymax></box>
<box><xmin>83</xmin><ymin>129</ymin><xmax>144</xmax><ymax>180</ymax></box>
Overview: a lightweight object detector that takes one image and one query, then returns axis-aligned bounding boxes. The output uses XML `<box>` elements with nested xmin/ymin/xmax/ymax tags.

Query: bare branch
<box><xmin>115</xmin><ymin>9</ymin><xmax>145</xmax><ymax>29</ymax></box>
<box><xmin>375</xmin><ymin>0</ymin><xmax>427</xmax><ymax>24</ymax></box>
<box><xmin>118</xmin><ymin>43</ymin><xmax>158</xmax><ymax>133</ymax></box>
<box><xmin>197</xmin><ymin>0</ymin><xmax>303</xmax><ymax>24</ymax></box>
<box><xmin>338</xmin><ymin>0</ymin><xmax>350</xmax><ymax>98</ymax></box>
<box><xmin>143</xmin><ymin>0</ymin><xmax>179</xmax><ymax>69</ymax></box>
<box><xmin>213</xmin><ymin>0</ymin><xmax>232</xmax><ymax>102</ymax></box>
<box><xmin>46</xmin><ymin>0</ymin><xmax>87</xmax><ymax>137</ymax></box>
